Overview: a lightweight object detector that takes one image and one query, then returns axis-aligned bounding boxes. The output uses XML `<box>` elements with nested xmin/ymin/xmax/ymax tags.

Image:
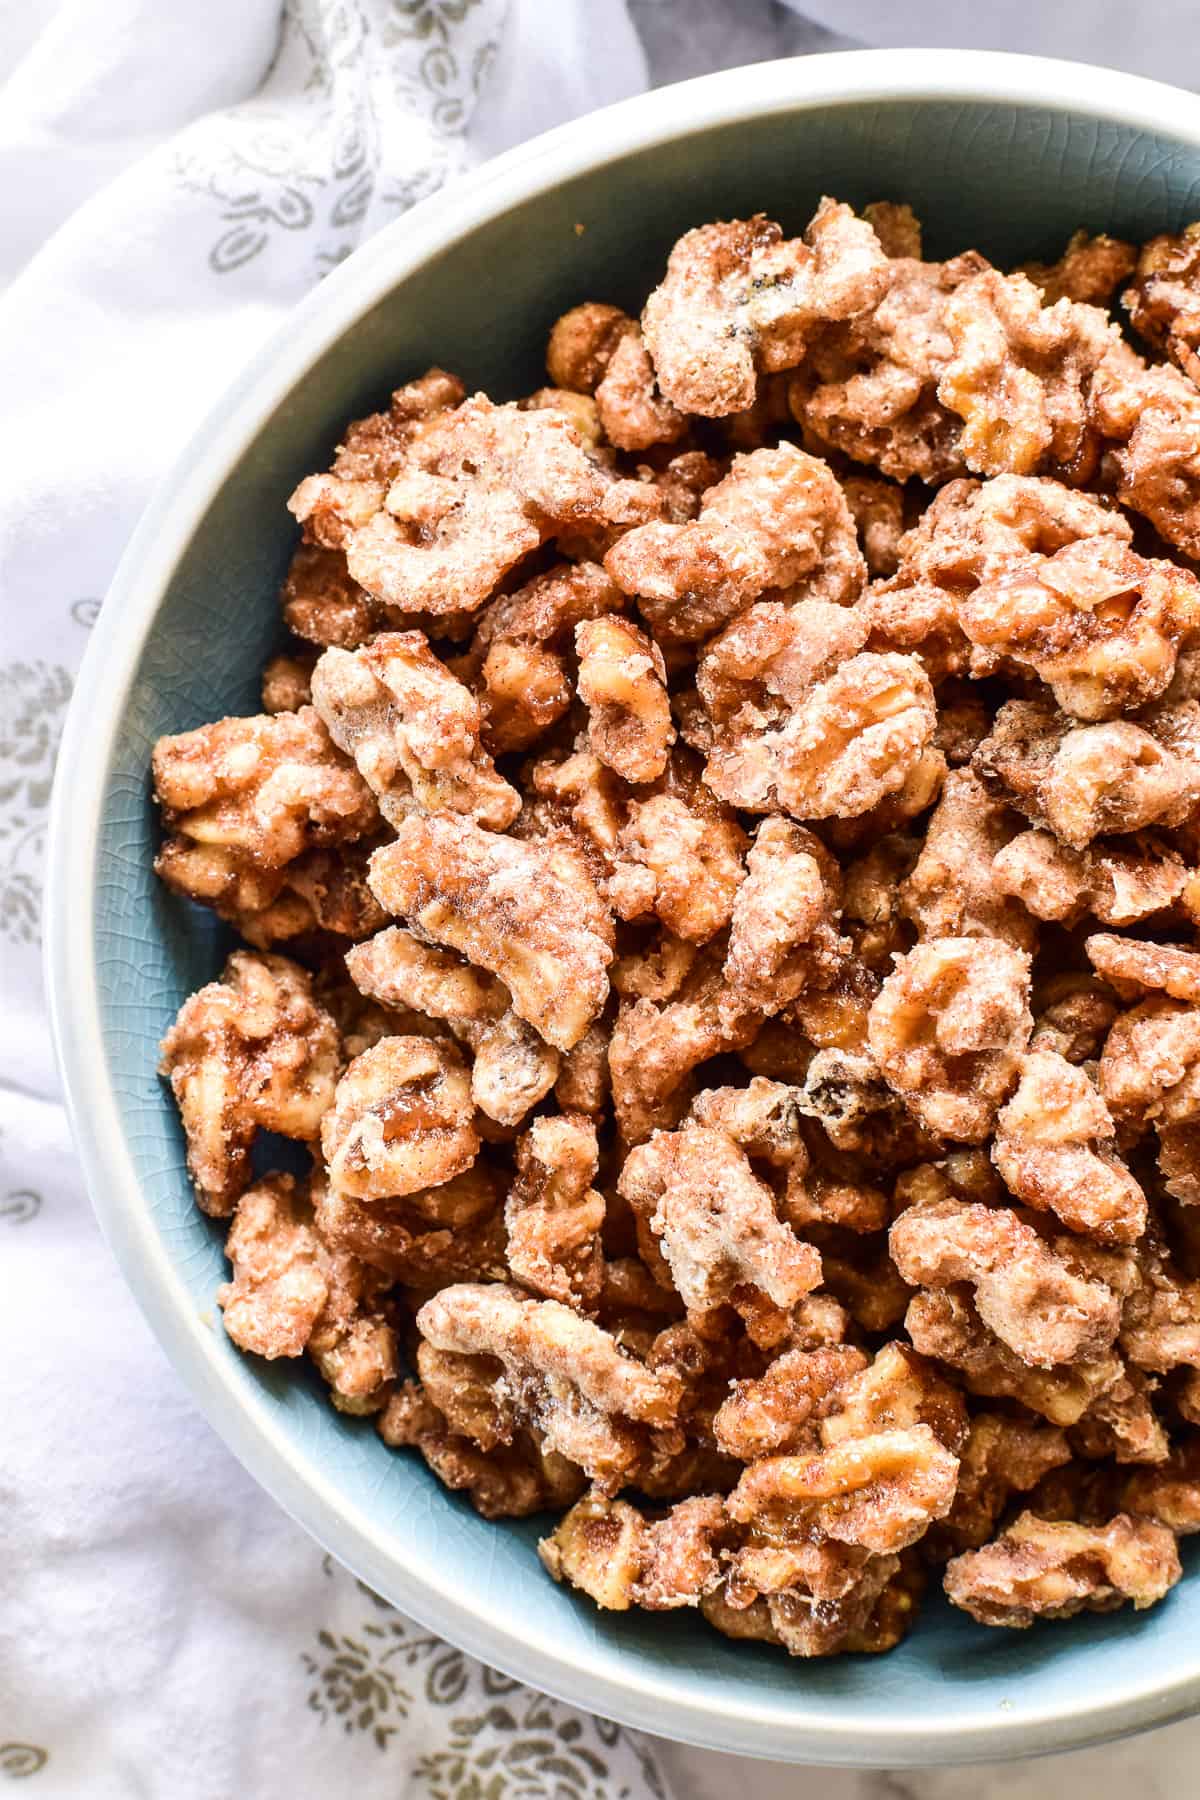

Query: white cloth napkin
<box><xmin>6</xmin><ymin>4</ymin><xmax>1200</xmax><ymax>1796</ymax></box>
<box><xmin>0</xmin><ymin>4</ymin><xmax>668</xmax><ymax>1795</ymax></box>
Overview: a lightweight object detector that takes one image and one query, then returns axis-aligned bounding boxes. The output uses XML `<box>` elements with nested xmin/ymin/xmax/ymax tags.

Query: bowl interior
<box><xmin>84</xmin><ymin>81</ymin><xmax>1200</xmax><ymax>1763</ymax></box>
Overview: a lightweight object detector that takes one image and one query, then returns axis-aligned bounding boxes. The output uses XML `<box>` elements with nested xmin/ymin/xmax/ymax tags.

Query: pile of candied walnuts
<box><xmin>154</xmin><ymin>200</ymin><xmax>1200</xmax><ymax>1657</ymax></box>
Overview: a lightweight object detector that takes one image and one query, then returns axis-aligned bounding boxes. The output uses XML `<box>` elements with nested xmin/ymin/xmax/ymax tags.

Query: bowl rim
<box><xmin>45</xmin><ymin>46</ymin><xmax>1200</xmax><ymax>1768</ymax></box>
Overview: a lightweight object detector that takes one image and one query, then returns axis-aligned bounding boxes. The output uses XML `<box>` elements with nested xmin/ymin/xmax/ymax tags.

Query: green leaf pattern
<box><xmin>302</xmin><ymin>1564</ymin><xmax>668</xmax><ymax>1794</ymax></box>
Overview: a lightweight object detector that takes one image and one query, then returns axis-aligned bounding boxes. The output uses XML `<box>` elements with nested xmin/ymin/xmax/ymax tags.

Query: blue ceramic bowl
<box><xmin>46</xmin><ymin>49</ymin><xmax>1200</xmax><ymax>1766</ymax></box>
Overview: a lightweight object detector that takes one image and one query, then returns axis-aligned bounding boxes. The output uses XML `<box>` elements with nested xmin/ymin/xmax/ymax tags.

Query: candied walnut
<box><xmin>944</xmin><ymin>1510</ymin><xmax>1181</xmax><ymax>1627</ymax></box>
<box><xmin>159</xmin><ymin>952</ymin><xmax>340</xmax><ymax>1216</ymax></box>
<box><xmin>1100</xmin><ymin>997</ymin><xmax>1200</xmax><ymax>1207</ymax></box>
<box><xmin>890</xmin><ymin>1196</ymin><xmax>1120</xmax><ymax>1366</ymax></box>
<box><xmin>505</xmin><ymin>1113</ymin><xmax>605</xmax><ymax>1309</ymax></box>
<box><xmin>218</xmin><ymin>1173</ymin><xmax>397</xmax><ymax>1413</ymax></box>
<box><xmin>609</xmin><ymin>943</ymin><xmax>759</xmax><ymax>1144</ymax></box>
<box><xmin>539</xmin><ymin>1492</ymin><xmax>727</xmax><ymax>1611</ymax></box>
<box><xmin>1086</xmin><ymin>933</ymin><xmax>1200</xmax><ymax>1004</ymax></box>
<box><xmin>995</xmin><ymin>829</ymin><xmax>1192</xmax><ymax>928</ymax></box>
<box><xmin>606</xmin><ymin>444</ymin><xmax>865</xmax><ymax>643</ymax></box>
<box><xmin>618</xmin><ymin>1125</ymin><xmax>822</xmax><ymax>1345</ymax></box>
<box><xmin>609</xmin><ymin>780</ymin><xmax>747</xmax><ymax>948</ymax></box>
<box><xmin>306</xmin><ymin>1267</ymin><xmax>397</xmax><ymax>1416</ymax></box>
<box><xmin>1119</xmin><ymin>1247</ymin><xmax>1200</xmax><ymax>1373</ymax></box>
<box><xmin>611</xmin><ymin>930</ymin><xmax>697</xmax><ymax>1003</ymax></box>
<box><xmin>993</xmin><ymin>1050</ymin><xmax>1147</xmax><ymax>1245</ymax></box>
<box><xmin>346</xmin><ymin>927</ymin><xmax>557</xmax><ymax>1127</ymax></box>
<box><xmin>594</xmin><ymin>326</ymin><xmax>687</xmax><ymax>452</ymax></box>
<box><xmin>217</xmin><ymin>1175</ymin><xmax>329</xmax><ymax>1360</ymax></box>
<box><xmin>325</xmin><ymin>1198</ymin><xmax>508</xmax><ymax>1290</ymax></box>
<box><xmin>790</xmin><ymin>1048</ymin><xmax>928</xmax><ymax>1169</ymax></box>
<box><xmin>819</xmin><ymin>1342</ymin><xmax>967</xmax><ymax>1454</ymax></box>
<box><xmin>554</xmin><ymin>1016</ymin><xmax>612</xmax><ymax>1116</ymax></box>
<box><xmin>862</xmin><ymin>201</ymin><xmax>922</xmax><ymax>261</ymax></box>
<box><xmin>791</xmin><ymin>252</ymin><xmax>988</xmax><ymax>485</ymax></box>
<box><xmin>840</xmin><ymin>832</ymin><xmax>918</xmax><ymax>963</ymax></box>
<box><xmin>290</xmin><ymin>395</ymin><xmax>648</xmax><ymax>614</ymax></box>
<box><xmin>320</xmin><ymin>1035</ymin><xmax>479</xmax><ymax>1201</ymax></box>
<box><xmin>959</xmin><ymin>537</ymin><xmax>1199</xmax><ymax>722</ymax></box>
<box><xmin>937</xmin><ymin>270</ymin><xmax>1124</xmax><ymax>478</ymax></box>
<box><xmin>575</xmin><ymin>614</ymin><xmax>673</xmax><ymax>783</ymax></box>
<box><xmin>310</xmin><ymin>633</ymin><xmax>519</xmax><ymax>830</ymax></box>
<box><xmin>152</xmin><ymin>706</ymin><xmax>379</xmax><ymax>873</ymax></box>
<box><xmin>689</xmin><ymin>1077</ymin><xmax>807</xmax><ymax>1169</ymax></box>
<box><xmin>477</xmin><ymin>641</ymin><xmax>571</xmax><ymax>754</ymax></box>
<box><xmin>728</xmin><ymin>1425</ymin><xmax>959</xmax><ymax>1555</ymax></box>
<box><xmin>154</xmin><ymin>835</ymin><xmax>388</xmax><ymax>949</ymax></box>
<box><xmin>713</xmin><ymin>1346</ymin><xmax>868</xmax><ymax>1460</ymax></box>
<box><xmin>522</xmin><ymin>386</ymin><xmax>605</xmax><ymax>445</ymax></box>
<box><xmin>905</xmin><ymin>1286</ymin><xmax>1122</xmax><ymax>1425</ymax></box>
<box><xmin>1023</xmin><ymin>230</ymin><xmax>1137</xmax><ymax>306</ymax></box>
<box><xmin>867</xmin><ymin>937</ymin><xmax>1032</xmax><ymax>1143</ymax></box>
<box><xmin>928</xmin><ymin>1414</ymin><xmax>1072</xmax><ymax>1559</ymax></box>
<box><xmin>697</xmin><ymin>595</ymin><xmax>867</xmax><ymax>728</ymax></box>
<box><xmin>641</xmin><ymin>201</ymin><xmax>889</xmax><ymax>417</ymax></box>
<box><xmin>704</xmin><ymin>636</ymin><xmax>937</xmax><ymax>825</ymax></box>
<box><xmin>973</xmin><ymin>696</ymin><xmax>1200</xmax><ymax>850</ymax></box>
<box><xmin>379</xmin><ymin>1383</ymin><xmax>584</xmax><ymax>1519</ymax></box>
<box><xmin>899</xmin><ymin>470</ymin><xmax>1129</xmax><ymax>582</ymax></box>
<box><xmin>1071</xmin><ymin>1367</ymin><xmax>1170</xmax><ymax>1466</ymax></box>
<box><xmin>721</xmin><ymin>818</ymin><xmax>848</xmax><ymax>1020</ymax></box>
<box><xmin>314</xmin><ymin>1157</ymin><xmax>499</xmax><ymax>1261</ymax></box>
<box><xmin>368</xmin><ymin>816</ymin><xmax>614</xmax><ymax>1052</ymax></box>
<box><xmin>1030</xmin><ymin>973</ymin><xmax>1120</xmax><ymax>1064</ymax></box>
<box><xmin>1122</xmin><ymin>1441</ymin><xmax>1200</xmax><ymax>1534</ymax></box>
<box><xmin>758</xmin><ymin>1155</ymin><xmax>881</xmax><ymax>1240</ymax></box>
<box><xmin>933</xmin><ymin>682</ymin><xmax>991</xmax><ymax>767</ymax></box>
<box><xmin>868</xmin><ymin>474</ymin><xmax>1134</xmax><ymax>686</ymax></box>
<box><xmin>899</xmin><ymin>769</ymin><xmax>1035</xmax><ymax>952</ymax></box>
<box><xmin>862</xmin><ymin>576</ymin><xmax>970</xmax><ymax>684</ymax></box>
<box><xmin>546</xmin><ymin>301</ymin><xmax>631</xmax><ymax>392</ymax></box>
<box><xmin>788</xmin><ymin>954</ymin><xmax>883</xmax><ymax>1057</ymax></box>
<box><xmin>814</xmin><ymin>1239</ymin><xmax>913</xmax><ymax>1332</ymax></box>
<box><xmin>1090</xmin><ymin>360</ymin><xmax>1200</xmax><ymax>560</ymax></box>
<box><xmin>261</xmin><ymin>651</ymin><xmax>315</xmax><ymax>714</ymax></box>
<box><xmin>702</xmin><ymin>1554</ymin><xmax>922</xmax><ymax>1659</ymax></box>
<box><xmin>414</xmin><ymin>1283</ymin><xmax>681</xmax><ymax>1493</ymax></box>
<box><xmin>280</xmin><ymin>543</ymin><xmax>382</xmax><ymax>650</ymax></box>
<box><xmin>468</xmin><ymin>561</ymin><xmax>622</xmax><ymax>754</ymax></box>
<box><xmin>1125</xmin><ymin>221</ymin><xmax>1200</xmax><ymax>383</ymax></box>
<box><xmin>840</xmin><ymin>474</ymin><xmax>907</xmax><ymax>578</ymax></box>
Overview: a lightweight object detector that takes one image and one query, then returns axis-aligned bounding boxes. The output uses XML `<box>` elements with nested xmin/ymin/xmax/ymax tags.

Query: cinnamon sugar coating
<box><xmin>1125</xmin><ymin>222</ymin><xmax>1200</xmax><ymax>383</ymax></box>
<box><xmin>641</xmin><ymin>201</ymin><xmax>889</xmax><ymax>417</ymax></box>
<box><xmin>159</xmin><ymin>952</ymin><xmax>340</xmax><ymax>1216</ymax></box>
<box><xmin>414</xmin><ymin>1283</ymin><xmax>681</xmax><ymax>1492</ymax></box>
<box><xmin>973</xmin><ymin>696</ymin><xmax>1200</xmax><ymax>850</ymax></box>
<box><xmin>868</xmin><ymin>937</ymin><xmax>1032</xmax><ymax>1142</ymax></box>
<box><xmin>291</xmin><ymin>393</ymin><xmax>650</xmax><ymax>615</ymax></box>
<box><xmin>157</xmin><ymin>191</ymin><xmax>1200</xmax><ymax>1665</ymax></box>
<box><xmin>320</xmin><ymin>1035</ymin><xmax>479</xmax><ymax>1202</ymax></box>
<box><xmin>1024</xmin><ymin>231</ymin><xmax>1137</xmax><ymax>307</ymax></box>
<box><xmin>944</xmin><ymin>1510</ymin><xmax>1180</xmax><ymax>1627</ymax></box>
<box><xmin>619</xmin><ymin>1123</ymin><xmax>822</xmax><ymax>1345</ymax></box>
<box><xmin>504</xmin><ymin>1113</ymin><xmax>605</xmax><ymax>1309</ymax></box>
<box><xmin>993</xmin><ymin>1050</ymin><xmax>1148</xmax><ymax>1245</ymax></box>
<box><xmin>311</xmin><ymin>631</ymin><xmax>519</xmax><ymax>829</ymax></box>
<box><xmin>368</xmin><ymin>815</ymin><xmax>613</xmax><ymax>1052</ymax></box>
<box><xmin>606</xmin><ymin>443</ymin><xmax>865</xmax><ymax>643</ymax></box>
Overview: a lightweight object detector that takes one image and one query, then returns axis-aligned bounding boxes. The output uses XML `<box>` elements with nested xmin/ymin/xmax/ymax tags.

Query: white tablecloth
<box><xmin>3</xmin><ymin>4</ymin><xmax>1199</xmax><ymax>1796</ymax></box>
